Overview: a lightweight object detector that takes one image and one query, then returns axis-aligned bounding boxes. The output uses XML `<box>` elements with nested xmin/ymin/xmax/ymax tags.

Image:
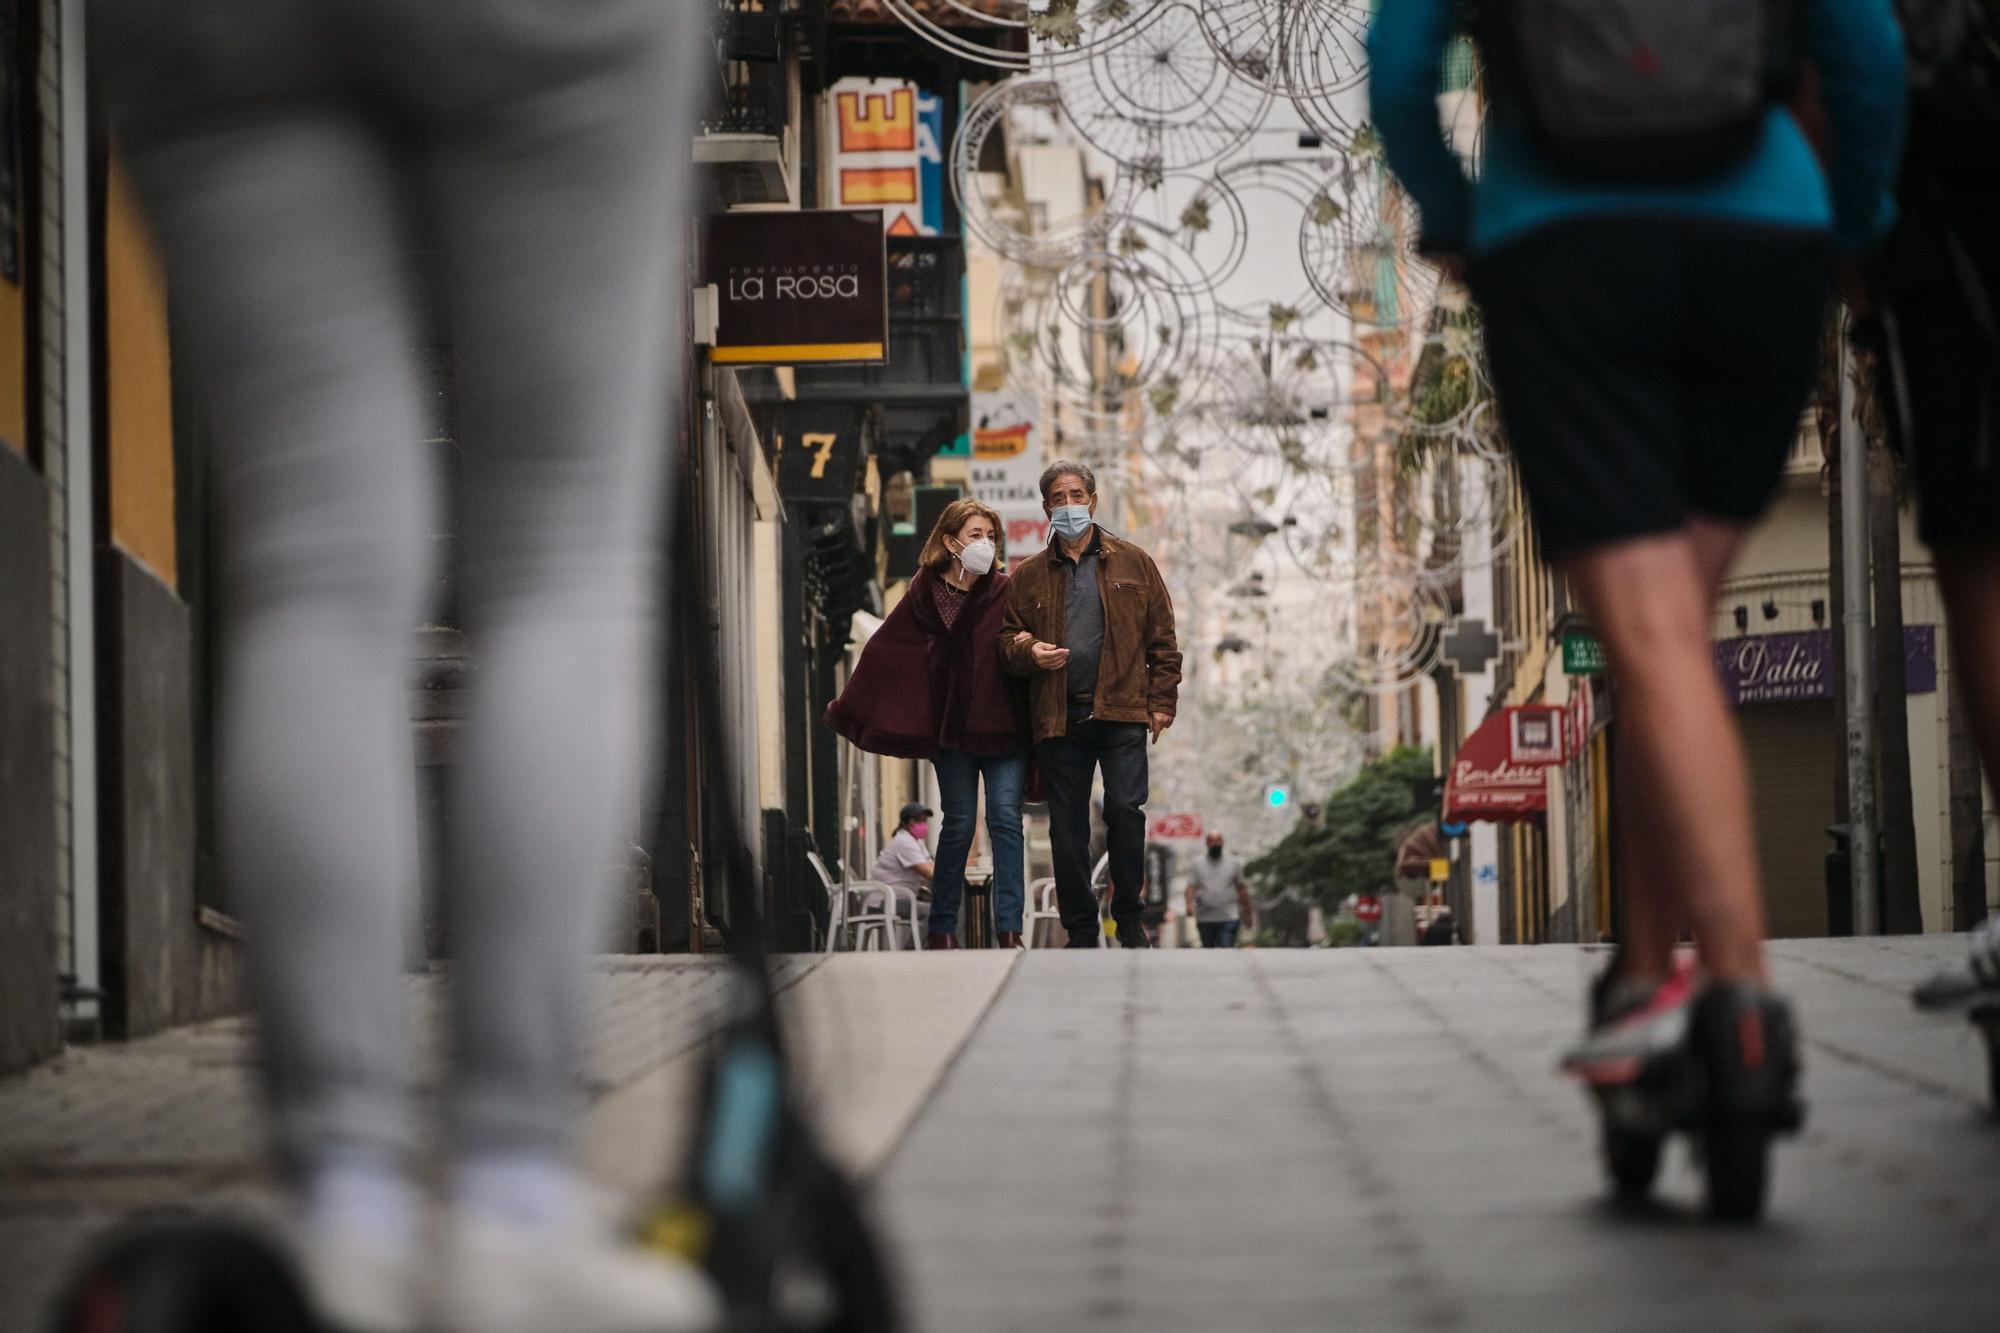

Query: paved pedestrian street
<box><xmin>5</xmin><ymin>939</ymin><xmax>1999</xmax><ymax>1331</ymax></box>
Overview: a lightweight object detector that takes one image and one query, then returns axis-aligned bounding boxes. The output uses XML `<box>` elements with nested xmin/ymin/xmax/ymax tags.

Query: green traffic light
<box><xmin>1268</xmin><ymin>786</ymin><xmax>1289</xmax><ymax>808</ymax></box>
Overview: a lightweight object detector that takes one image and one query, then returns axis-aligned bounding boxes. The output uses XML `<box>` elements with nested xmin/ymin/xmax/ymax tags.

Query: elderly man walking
<box><xmin>1002</xmin><ymin>462</ymin><xmax>1181</xmax><ymax>947</ymax></box>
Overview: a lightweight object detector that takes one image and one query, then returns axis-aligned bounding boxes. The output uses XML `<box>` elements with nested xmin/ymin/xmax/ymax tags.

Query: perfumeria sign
<box><xmin>1713</xmin><ymin>628</ymin><xmax>1936</xmax><ymax>707</ymax></box>
<box><xmin>703</xmin><ymin>209</ymin><xmax>887</xmax><ymax>365</ymax></box>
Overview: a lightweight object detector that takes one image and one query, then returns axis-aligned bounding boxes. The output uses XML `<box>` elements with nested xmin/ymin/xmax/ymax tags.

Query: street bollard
<box><xmin>961</xmin><ymin>872</ymin><xmax>995</xmax><ymax>949</ymax></box>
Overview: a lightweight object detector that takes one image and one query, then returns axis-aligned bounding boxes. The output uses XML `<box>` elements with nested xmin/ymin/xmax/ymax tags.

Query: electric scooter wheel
<box><xmin>1701</xmin><ymin>1118</ymin><xmax>1770</xmax><ymax>1223</ymax></box>
<box><xmin>51</xmin><ymin>1218</ymin><xmax>320</xmax><ymax>1333</ymax></box>
<box><xmin>1603</xmin><ymin>1127</ymin><xmax>1663</xmax><ymax>1200</ymax></box>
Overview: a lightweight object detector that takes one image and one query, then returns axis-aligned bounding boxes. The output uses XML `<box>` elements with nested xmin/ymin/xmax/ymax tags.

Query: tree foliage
<box><xmin>1245</xmin><ymin>746</ymin><xmax>1435</xmax><ymax>913</ymax></box>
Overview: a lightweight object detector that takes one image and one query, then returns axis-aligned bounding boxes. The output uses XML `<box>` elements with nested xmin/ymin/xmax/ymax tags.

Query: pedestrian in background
<box><xmin>1187</xmin><ymin>831</ymin><xmax>1254</xmax><ymax>949</ymax></box>
<box><xmin>827</xmin><ymin>498</ymin><xmax>1032</xmax><ymax>949</ymax></box>
<box><xmin>92</xmin><ymin>2</ymin><xmax>718</xmax><ymax>1329</ymax></box>
<box><xmin>867</xmin><ymin>802</ymin><xmax>936</xmax><ymax>944</ymax></box>
<box><xmin>1852</xmin><ymin>3</ymin><xmax>2000</xmax><ymax>1012</ymax></box>
<box><xmin>1372</xmin><ymin>0</ymin><xmax>1904</xmax><ymax>1137</ymax></box>
<box><xmin>1001</xmin><ymin>461</ymin><xmax>1182</xmax><ymax>948</ymax></box>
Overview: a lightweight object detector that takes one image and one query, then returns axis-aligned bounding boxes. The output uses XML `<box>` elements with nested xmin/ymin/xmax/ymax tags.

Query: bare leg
<box><xmin>1563</xmin><ymin>528</ymin><xmax>1767</xmax><ymax>985</ymax></box>
<box><xmin>1603</xmin><ymin>519</ymin><xmax>1748</xmax><ymax>983</ymax></box>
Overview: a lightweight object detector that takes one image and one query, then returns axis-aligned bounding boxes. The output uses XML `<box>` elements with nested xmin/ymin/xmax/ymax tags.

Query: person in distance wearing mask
<box><xmin>827</xmin><ymin>499</ymin><xmax>1033</xmax><ymax>948</ymax></box>
<box><xmin>1001</xmin><ymin>462</ymin><xmax>1182</xmax><ymax>948</ymax></box>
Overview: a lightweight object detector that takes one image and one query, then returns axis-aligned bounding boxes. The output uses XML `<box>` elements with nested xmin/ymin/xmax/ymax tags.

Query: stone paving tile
<box><xmin>878</xmin><ymin>939</ymin><xmax>2000</xmax><ymax>1333</ymax></box>
<box><xmin>0</xmin><ymin>953</ymin><xmax>820</xmax><ymax>1332</ymax></box>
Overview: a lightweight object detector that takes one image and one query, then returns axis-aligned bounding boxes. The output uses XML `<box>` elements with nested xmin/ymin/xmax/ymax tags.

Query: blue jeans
<box><xmin>1197</xmin><ymin>921</ymin><xmax>1240</xmax><ymax>950</ymax></box>
<box><xmin>930</xmin><ymin>750</ymin><xmax>1028</xmax><ymax>935</ymax></box>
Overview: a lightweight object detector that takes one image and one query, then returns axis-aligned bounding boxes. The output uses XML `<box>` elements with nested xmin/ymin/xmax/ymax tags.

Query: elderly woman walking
<box><xmin>826</xmin><ymin>499</ymin><xmax>1032</xmax><ymax>948</ymax></box>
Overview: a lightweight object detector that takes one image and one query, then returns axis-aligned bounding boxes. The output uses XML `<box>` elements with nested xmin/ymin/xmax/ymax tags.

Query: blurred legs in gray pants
<box><xmin>96</xmin><ymin>1</ymin><xmax>699</xmax><ymax>1175</ymax></box>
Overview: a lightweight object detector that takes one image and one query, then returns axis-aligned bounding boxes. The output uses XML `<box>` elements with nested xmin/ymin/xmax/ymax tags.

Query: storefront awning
<box><xmin>1443</xmin><ymin>708</ymin><xmax>1552</xmax><ymax>824</ymax></box>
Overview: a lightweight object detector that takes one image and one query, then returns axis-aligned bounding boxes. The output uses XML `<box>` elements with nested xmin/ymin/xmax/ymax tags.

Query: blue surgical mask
<box><xmin>1049</xmin><ymin>505</ymin><xmax>1092</xmax><ymax>539</ymax></box>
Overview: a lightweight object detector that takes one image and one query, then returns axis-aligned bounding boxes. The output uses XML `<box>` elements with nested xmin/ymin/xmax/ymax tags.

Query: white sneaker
<box><xmin>1913</xmin><ymin>917</ymin><xmax>2000</xmax><ymax>1011</ymax></box>
<box><xmin>437</xmin><ymin>1213</ymin><xmax>724</xmax><ymax>1333</ymax></box>
<box><xmin>289</xmin><ymin>1218</ymin><xmax>420</xmax><ymax>1333</ymax></box>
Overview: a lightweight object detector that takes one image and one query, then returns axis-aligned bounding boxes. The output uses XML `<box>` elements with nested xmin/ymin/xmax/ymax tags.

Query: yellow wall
<box><xmin>105</xmin><ymin>159</ymin><xmax>177</xmax><ymax>589</ymax></box>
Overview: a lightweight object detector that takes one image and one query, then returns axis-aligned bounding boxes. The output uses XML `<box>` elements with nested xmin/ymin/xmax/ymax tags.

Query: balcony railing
<box><xmin>704</xmin><ymin>58</ymin><xmax>789</xmax><ymax>139</ymax></box>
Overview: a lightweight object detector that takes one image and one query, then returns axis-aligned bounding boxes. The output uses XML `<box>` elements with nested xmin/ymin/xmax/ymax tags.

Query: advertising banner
<box><xmin>967</xmin><ymin>390</ymin><xmax>1049</xmax><ymax>558</ymax></box>
<box><xmin>823</xmin><ymin>77</ymin><xmax>938</xmax><ymax>238</ymax></box>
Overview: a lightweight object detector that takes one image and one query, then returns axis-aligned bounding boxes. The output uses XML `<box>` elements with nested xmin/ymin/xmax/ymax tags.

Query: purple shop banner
<box><xmin>1713</xmin><ymin>628</ymin><xmax>1937</xmax><ymax>706</ymax></box>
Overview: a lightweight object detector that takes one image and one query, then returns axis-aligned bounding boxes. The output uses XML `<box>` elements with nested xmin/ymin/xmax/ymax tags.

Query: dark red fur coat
<box><xmin>824</xmin><ymin>566</ymin><xmax>1029</xmax><ymax>759</ymax></box>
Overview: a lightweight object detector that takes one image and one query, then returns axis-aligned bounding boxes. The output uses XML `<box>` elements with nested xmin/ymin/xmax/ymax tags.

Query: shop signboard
<box><xmin>823</xmin><ymin>77</ymin><xmax>939</xmax><ymax>238</ymax></box>
<box><xmin>771</xmin><ymin>405</ymin><xmax>865</xmax><ymax>503</ymax></box>
<box><xmin>704</xmin><ymin>209</ymin><xmax>887</xmax><ymax>366</ymax></box>
<box><xmin>1561</xmin><ymin>631</ymin><xmax>1607</xmax><ymax>675</ymax></box>
<box><xmin>1147</xmin><ymin>812</ymin><xmax>1203</xmax><ymax>841</ymax></box>
<box><xmin>1712</xmin><ymin>627</ymin><xmax>1936</xmax><ymax>706</ymax></box>
<box><xmin>1507</xmin><ymin>704</ymin><xmax>1567</xmax><ymax>765</ymax></box>
<box><xmin>967</xmin><ymin>389</ymin><xmax>1049</xmax><ymax>556</ymax></box>
<box><xmin>1444</xmin><ymin>708</ymin><xmax>1552</xmax><ymax>823</ymax></box>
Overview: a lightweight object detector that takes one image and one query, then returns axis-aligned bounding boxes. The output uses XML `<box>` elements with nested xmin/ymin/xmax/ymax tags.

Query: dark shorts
<box><xmin>1471</xmin><ymin>219</ymin><xmax>1833</xmax><ymax>562</ymax></box>
<box><xmin>1867</xmin><ymin>282</ymin><xmax>2000</xmax><ymax>550</ymax></box>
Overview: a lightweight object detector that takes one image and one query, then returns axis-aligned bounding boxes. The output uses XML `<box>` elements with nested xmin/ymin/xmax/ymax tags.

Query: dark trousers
<box><xmin>1197</xmin><ymin>920</ymin><xmax>1241</xmax><ymax>950</ymax></box>
<box><xmin>1037</xmin><ymin>720</ymin><xmax>1149</xmax><ymax>944</ymax></box>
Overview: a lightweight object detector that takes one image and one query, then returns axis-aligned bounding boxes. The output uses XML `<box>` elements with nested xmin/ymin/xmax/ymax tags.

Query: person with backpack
<box><xmin>1371</xmin><ymin>0</ymin><xmax>1906</xmax><ymax>1203</ymax></box>
<box><xmin>1856</xmin><ymin>1</ymin><xmax>2000</xmax><ymax>1010</ymax></box>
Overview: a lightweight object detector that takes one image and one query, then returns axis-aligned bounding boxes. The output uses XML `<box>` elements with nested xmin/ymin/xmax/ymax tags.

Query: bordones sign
<box><xmin>968</xmin><ymin>390</ymin><xmax>1048</xmax><ymax>557</ymax></box>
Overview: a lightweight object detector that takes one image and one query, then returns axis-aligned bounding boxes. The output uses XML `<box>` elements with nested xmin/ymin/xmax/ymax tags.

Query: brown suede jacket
<box><xmin>998</xmin><ymin>527</ymin><xmax>1182</xmax><ymax>744</ymax></box>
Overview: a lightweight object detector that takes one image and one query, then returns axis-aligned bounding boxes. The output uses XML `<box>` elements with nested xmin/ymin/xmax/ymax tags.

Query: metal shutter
<box><xmin>1739</xmin><ymin>700</ymin><xmax>1837</xmax><ymax>938</ymax></box>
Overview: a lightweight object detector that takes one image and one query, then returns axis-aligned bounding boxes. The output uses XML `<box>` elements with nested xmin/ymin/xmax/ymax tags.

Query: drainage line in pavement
<box><xmin>1244</xmin><ymin>955</ymin><xmax>1468</xmax><ymax>1333</ymax></box>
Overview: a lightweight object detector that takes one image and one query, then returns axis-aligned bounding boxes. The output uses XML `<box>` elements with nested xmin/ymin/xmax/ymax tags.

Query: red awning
<box><xmin>1444</xmin><ymin>709</ymin><xmax>1550</xmax><ymax>823</ymax></box>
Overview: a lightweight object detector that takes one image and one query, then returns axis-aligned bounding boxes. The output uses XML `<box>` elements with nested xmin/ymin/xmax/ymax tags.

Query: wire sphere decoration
<box><xmin>1098</xmin><ymin>169</ymin><xmax>1251</xmax><ymax>300</ymax></box>
<box><xmin>1194</xmin><ymin>0</ymin><xmax>1298</xmax><ymax>94</ymax></box>
<box><xmin>1170</xmin><ymin>334</ymin><xmax>1380</xmax><ymax>477</ymax></box>
<box><xmin>1318</xmin><ymin>551</ymin><xmax>1454</xmax><ymax>697</ymax></box>
<box><xmin>1282</xmin><ymin>0</ymin><xmax>1374</xmax><ymax>140</ymax></box>
<box><xmin>1179</xmin><ymin>157</ymin><xmax>1349</xmax><ymax>330</ymax></box>
<box><xmin>876</xmin><ymin>0</ymin><xmax>1168</xmax><ymax>74</ymax></box>
<box><xmin>952</xmin><ymin>78</ymin><xmax>1144</xmax><ymax>269</ymax></box>
<box><xmin>998</xmin><ymin>237</ymin><xmax>1222</xmax><ymax>436</ymax></box>
<box><xmin>1299</xmin><ymin>151</ymin><xmax>1442</xmax><ymax>337</ymax></box>
<box><xmin>1050</xmin><ymin>2</ymin><xmax>1275</xmax><ymax>179</ymax></box>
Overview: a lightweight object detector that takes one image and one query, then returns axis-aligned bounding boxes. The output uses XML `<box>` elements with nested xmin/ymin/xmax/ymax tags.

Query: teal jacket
<box><xmin>1368</xmin><ymin>0</ymin><xmax>1909</xmax><ymax>256</ymax></box>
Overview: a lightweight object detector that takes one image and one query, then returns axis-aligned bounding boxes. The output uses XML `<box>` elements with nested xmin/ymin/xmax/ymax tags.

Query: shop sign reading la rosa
<box><xmin>702</xmin><ymin>209</ymin><xmax>887</xmax><ymax>365</ymax></box>
<box><xmin>725</xmin><ymin>269</ymin><xmax>865</xmax><ymax>302</ymax></box>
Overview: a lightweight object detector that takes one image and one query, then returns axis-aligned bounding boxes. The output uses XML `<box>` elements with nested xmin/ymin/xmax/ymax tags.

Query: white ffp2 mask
<box><xmin>957</xmin><ymin>537</ymin><xmax>997</xmax><ymax>576</ymax></box>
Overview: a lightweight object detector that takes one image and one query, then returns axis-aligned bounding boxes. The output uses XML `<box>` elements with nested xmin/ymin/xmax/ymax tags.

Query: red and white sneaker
<box><xmin>1561</xmin><ymin>956</ymin><xmax>1698</xmax><ymax>1086</ymax></box>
